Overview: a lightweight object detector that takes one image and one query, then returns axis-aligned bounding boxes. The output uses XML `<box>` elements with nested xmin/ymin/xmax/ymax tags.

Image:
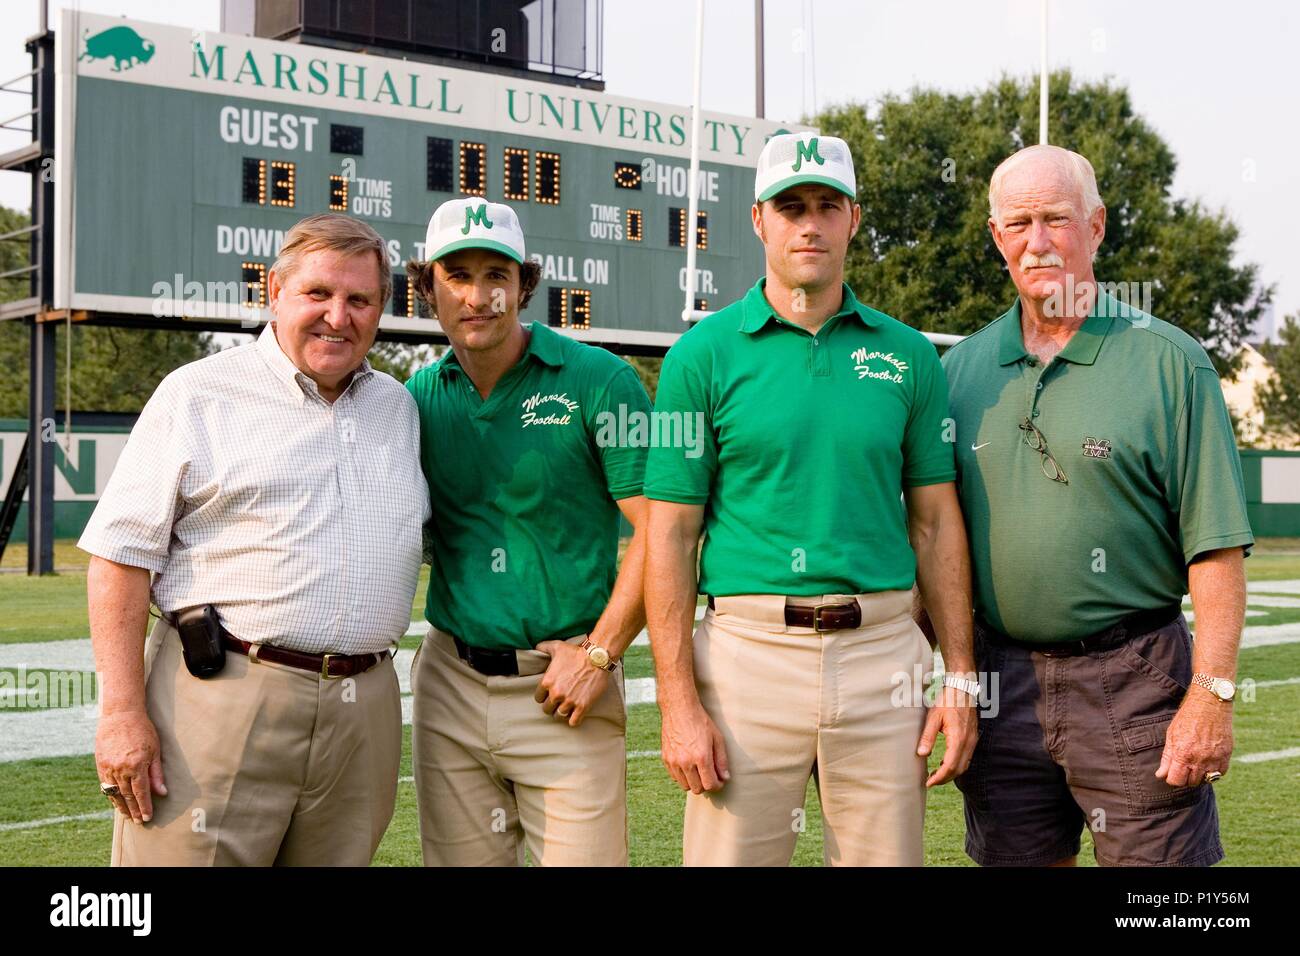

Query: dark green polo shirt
<box><xmin>644</xmin><ymin>278</ymin><xmax>956</xmax><ymax>596</ymax></box>
<box><xmin>406</xmin><ymin>321</ymin><xmax>652</xmax><ymax>650</ymax></box>
<box><xmin>942</xmin><ymin>291</ymin><xmax>1255</xmax><ymax>643</ymax></box>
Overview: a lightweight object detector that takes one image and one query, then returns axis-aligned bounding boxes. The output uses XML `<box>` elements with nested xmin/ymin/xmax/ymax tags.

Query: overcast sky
<box><xmin>2</xmin><ymin>0</ymin><xmax>1296</xmax><ymax>328</ymax></box>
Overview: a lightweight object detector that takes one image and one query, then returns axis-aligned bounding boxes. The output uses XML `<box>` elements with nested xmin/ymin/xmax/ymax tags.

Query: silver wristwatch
<box><xmin>1192</xmin><ymin>673</ymin><xmax>1236</xmax><ymax>702</ymax></box>
<box><xmin>943</xmin><ymin>674</ymin><xmax>981</xmax><ymax>700</ymax></box>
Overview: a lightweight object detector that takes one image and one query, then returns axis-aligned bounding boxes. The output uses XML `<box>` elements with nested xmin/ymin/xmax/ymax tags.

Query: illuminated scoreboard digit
<box><xmin>535</xmin><ymin>152</ymin><xmax>561</xmax><ymax>205</ymax></box>
<box><xmin>328</xmin><ymin>174</ymin><xmax>348</xmax><ymax>211</ymax></box>
<box><xmin>613</xmin><ymin>162</ymin><xmax>642</xmax><ymax>189</ymax></box>
<box><xmin>504</xmin><ymin>147</ymin><xmax>529</xmax><ymax>201</ymax></box>
<box><xmin>57</xmin><ymin>12</ymin><xmax>805</xmax><ymax>349</ymax></box>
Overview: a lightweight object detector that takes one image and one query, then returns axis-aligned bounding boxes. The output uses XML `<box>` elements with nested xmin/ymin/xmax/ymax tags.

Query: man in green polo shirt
<box><xmin>942</xmin><ymin>144</ymin><xmax>1252</xmax><ymax>867</ymax></box>
<box><xmin>404</xmin><ymin>198</ymin><xmax>652</xmax><ymax>866</ymax></box>
<box><xmin>644</xmin><ymin>132</ymin><xmax>979</xmax><ymax>866</ymax></box>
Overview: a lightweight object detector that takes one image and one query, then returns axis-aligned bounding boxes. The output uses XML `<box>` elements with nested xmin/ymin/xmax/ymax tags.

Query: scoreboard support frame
<box><xmin>0</xmin><ymin>25</ymin><xmax>59</xmax><ymax>574</ymax></box>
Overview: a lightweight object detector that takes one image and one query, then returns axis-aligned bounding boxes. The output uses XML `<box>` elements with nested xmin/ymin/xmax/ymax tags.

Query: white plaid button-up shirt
<box><xmin>79</xmin><ymin>324</ymin><xmax>431</xmax><ymax>655</ymax></box>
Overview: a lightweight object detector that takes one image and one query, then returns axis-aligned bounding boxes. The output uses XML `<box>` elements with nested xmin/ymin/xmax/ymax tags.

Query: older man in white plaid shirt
<box><xmin>80</xmin><ymin>213</ymin><xmax>430</xmax><ymax>866</ymax></box>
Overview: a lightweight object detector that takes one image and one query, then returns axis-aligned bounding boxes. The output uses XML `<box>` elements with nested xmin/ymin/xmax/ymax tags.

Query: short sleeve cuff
<box><xmin>644</xmin><ymin>487</ymin><xmax>710</xmax><ymax>506</ymax></box>
<box><xmin>903</xmin><ymin>468</ymin><xmax>957</xmax><ymax>488</ymax></box>
<box><xmin>607</xmin><ymin>481</ymin><xmax>645</xmax><ymax>501</ymax></box>
<box><xmin>77</xmin><ymin>535</ymin><xmax>169</xmax><ymax>575</ymax></box>
<box><xmin>1183</xmin><ymin>531</ymin><xmax>1255</xmax><ymax>565</ymax></box>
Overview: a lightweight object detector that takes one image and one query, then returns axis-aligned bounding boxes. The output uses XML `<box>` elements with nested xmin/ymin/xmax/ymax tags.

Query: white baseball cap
<box><xmin>424</xmin><ymin>198</ymin><xmax>526</xmax><ymax>264</ymax></box>
<box><xmin>754</xmin><ymin>132</ymin><xmax>857</xmax><ymax>203</ymax></box>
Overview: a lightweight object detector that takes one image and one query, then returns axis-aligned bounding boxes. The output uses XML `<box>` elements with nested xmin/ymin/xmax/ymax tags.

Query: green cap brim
<box><xmin>757</xmin><ymin>173</ymin><xmax>856</xmax><ymax>203</ymax></box>
<box><xmin>429</xmin><ymin>236</ymin><xmax>524</xmax><ymax>264</ymax></box>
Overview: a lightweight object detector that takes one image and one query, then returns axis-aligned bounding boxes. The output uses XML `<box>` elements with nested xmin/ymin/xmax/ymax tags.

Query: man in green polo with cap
<box><xmin>941</xmin><ymin>144</ymin><xmax>1253</xmax><ymax>867</ymax></box>
<box><xmin>404</xmin><ymin>197</ymin><xmax>652</xmax><ymax>866</ymax></box>
<box><xmin>644</xmin><ymin>131</ymin><xmax>980</xmax><ymax>866</ymax></box>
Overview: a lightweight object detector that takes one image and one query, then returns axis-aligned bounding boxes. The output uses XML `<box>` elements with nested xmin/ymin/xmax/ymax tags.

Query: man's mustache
<box><xmin>1020</xmin><ymin>252</ymin><xmax>1064</xmax><ymax>269</ymax></box>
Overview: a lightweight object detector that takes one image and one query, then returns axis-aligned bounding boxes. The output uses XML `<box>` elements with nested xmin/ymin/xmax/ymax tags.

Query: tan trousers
<box><xmin>112</xmin><ymin>619</ymin><xmax>402</xmax><ymax>866</ymax></box>
<box><xmin>683</xmin><ymin>590</ymin><xmax>930</xmax><ymax>867</ymax></box>
<box><xmin>411</xmin><ymin>628</ymin><xmax>628</xmax><ymax>866</ymax></box>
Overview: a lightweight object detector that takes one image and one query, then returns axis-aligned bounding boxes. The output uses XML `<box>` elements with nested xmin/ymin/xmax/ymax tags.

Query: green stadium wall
<box><xmin>4</xmin><ymin>422</ymin><xmax>1297</xmax><ymax>545</ymax></box>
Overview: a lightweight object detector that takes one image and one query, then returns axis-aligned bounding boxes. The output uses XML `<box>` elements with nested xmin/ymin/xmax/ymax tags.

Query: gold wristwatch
<box><xmin>581</xmin><ymin>637</ymin><xmax>618</xmax><ymax>672</ymax></box>
<box><xmin>1192</xmin><ymin>673</ymin><xmax>1236</xmax><ymax>702</ymax></box>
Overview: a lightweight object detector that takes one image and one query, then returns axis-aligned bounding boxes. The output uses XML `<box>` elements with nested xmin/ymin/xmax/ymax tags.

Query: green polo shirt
<box><xmin>644</xmin><ymin>278</ymin><xmax>956</xmax><ymax>596</ymax></box>
<box><xmin>942</xmin><ymin>291</ymin><xmax>1254</xmax><ymax>643</ymax></box>
<box><xmin>406</xmin><ymin>321</ymin><xmax>652</xmax><ymax>650</ymax></box>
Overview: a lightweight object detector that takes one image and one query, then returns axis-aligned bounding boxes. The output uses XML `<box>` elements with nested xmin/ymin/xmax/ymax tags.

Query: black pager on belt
<box><xmin>175</xmin><ymin>605</ymin><xmax>226</xmax><ymax>678</ymax></box>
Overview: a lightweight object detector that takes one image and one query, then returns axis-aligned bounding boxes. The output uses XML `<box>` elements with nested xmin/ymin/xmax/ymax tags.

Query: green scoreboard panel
<box><xmin>55</xmin><ymin>12</ymin><xmax>803</xmax><ymax>349</ymax></box>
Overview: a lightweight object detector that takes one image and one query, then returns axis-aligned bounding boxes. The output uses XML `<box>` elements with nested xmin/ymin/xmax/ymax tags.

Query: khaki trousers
<box><xmin>411</xmin><ymin>628</ymin><xmax>628</xmax><ymax>866</ymax></box>
<box><xmin>683</xmin><ymin>590</ymin><xmax>930</xmax><ymax>867</ymax></box>
<box><xmin>112</xmin><ymin>618</ymin><xmax>402</xmax><ymax>866</ymax></box>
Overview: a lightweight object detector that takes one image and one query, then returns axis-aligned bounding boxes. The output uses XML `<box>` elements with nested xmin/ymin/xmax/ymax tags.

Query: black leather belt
<box><xmin>978</xmin><ymin>603</ymin><xmax>1183</xmax><ymax>657</ymax></box>
<box><xmin>452</xmin><ymin>634</ymin><xmax>521</xmax><ymax>676</ymax></box>
<box><xmin>706</xmin><ymin>595</ymin><xmax>862</xmax><ymax>632</ymax></box>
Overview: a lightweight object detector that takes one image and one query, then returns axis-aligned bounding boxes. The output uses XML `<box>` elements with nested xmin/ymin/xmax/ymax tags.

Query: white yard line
<box><xmin>0</xmin><ymin>810</ymin><xmax>113</xmax><ymax>833</ymax></box>
<box><xmin>1248</xmin><ymin>580</ymin><xmax>1300</xmax><ymax>595</ymax></box>
<box><xmin>0</xmin><ymin>706</ymin><xmax>102</xmax><ymax>762</ymax></box>
<box><xmin>0</xmin><ymin>640</ymin><xmax>96</xmax><ymax>672</ymax></box>
<box><xmin>1236</xmin><ymin>595</ymin><xmax>1300</xmax><ymax>608</ymax></box>
<box><xmin>1253</xmin><ymin>676</ymin><xmax>1300</xmax><ymax>689</ymax></box>
<box><xmin>625</xmin><ymin>677</ymin><xmax>657</xmax><ymax>706</ymax></box>
<box><xmin>1237</xmin><ymin>747</ymin><xmax>1300</xmax><ymax>764</ymax></box>
<box><xmin>1184</xmin><ymin>609</ymin><xmax>1267</xmax><ymax>621</ymax></box>
<box><xmin>1240</xmin><ymin>623</ymin><xmax>1300</xmax><ymax>649</ymax></box>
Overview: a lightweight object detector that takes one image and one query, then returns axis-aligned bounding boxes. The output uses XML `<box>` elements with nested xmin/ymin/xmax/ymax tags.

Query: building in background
<box><xmin>1224</xmin><ymin>342</ymin><xmax>1274</xmax><ymax>446</ymax></box>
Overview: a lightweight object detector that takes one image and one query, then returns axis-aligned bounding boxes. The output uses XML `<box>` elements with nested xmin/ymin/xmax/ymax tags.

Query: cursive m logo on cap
<box><xmin>462</xmin><ymin>204</ymin><xmax>494</xmax><ymax>234</ymax></box>
<box><xmin>792</xmin><ymin>138</ymin><xmax>825</xmax><ymax>172</ymax></box>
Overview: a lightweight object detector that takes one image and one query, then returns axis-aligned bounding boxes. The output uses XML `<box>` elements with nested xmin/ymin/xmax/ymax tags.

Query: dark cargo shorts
<box><xmin>955</xmin><ymin>612</ymin><xmax>1223</xmax><ymax>867</ymax></box>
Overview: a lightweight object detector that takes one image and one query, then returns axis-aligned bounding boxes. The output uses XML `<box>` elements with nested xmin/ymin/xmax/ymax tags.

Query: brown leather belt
<box><xmin>221</xmin><ymin>633</ymin><xmax>388</xmax><ymax>679</ymax></box>
<box><xmin>707</xmin><ymin>595</ymin><xmax>862</xmax><ymax>632</ymax></box>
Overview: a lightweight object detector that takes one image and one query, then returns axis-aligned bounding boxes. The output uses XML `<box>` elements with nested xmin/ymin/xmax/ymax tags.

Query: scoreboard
<box><xmin>55</xmin><ymin>12</ymin><xmax>805</xmax><ymax>349</ymax></box>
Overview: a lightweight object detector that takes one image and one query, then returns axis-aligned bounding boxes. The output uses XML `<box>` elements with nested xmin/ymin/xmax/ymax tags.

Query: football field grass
<box><xmin>1</xmin><ymin>541</ymin><xmax>1297</xmax><ymax>866</ymax></box>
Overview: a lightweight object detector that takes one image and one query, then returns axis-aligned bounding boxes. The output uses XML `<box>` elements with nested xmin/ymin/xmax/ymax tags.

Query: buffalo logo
<box><xmin>79</xmin><ymin>26</ymin><xmax>156</xmax><ymax>72</ymax></box>
<box><xmin>1082</xmin><ymin>436</ymin><xmax>1112</xmax><ymax>460</ymax></box>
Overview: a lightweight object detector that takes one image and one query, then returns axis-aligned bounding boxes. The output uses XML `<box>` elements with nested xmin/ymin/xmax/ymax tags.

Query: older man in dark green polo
<box><xmin>941</xmin><ymin>144</ymin><xmax>1253</xmax><ymax>867</ymax></box>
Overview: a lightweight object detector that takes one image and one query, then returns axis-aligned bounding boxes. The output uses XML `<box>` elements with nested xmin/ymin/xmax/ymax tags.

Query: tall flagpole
<box><xmin>1039</xmin><ymin>0</ymin><xmax>1049</xmax><ymax>144</ymax></box>
<box><xmin>683</xmin><ymin>0</ymin><xmax>705</xmax><ymax>321</ymax></box>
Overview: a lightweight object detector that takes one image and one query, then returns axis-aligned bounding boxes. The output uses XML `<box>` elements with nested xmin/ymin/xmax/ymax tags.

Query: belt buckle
<box><xmin>811</xmin><ymin>603</ymin><xmax>836</xmax><ymax>634</ymax></box>
<box><xmin>320</xmin><ymin>653</ymin><xmax>341</xmax><ymax>680</ymax></box>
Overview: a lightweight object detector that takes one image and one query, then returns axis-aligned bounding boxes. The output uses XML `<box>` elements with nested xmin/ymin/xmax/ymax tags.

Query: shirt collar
<box><xmin>997</xmin><ymin>289</ymin><xmax>1117</xmax><ymax>367</ymax></box>
<box><xmin>737</xmin><ymin>277</ymin><xmax>882</xmax><ymax>334</ymax></box>
<box><xmin>437</xmin><ymin>321</ymin><xmax>565</xmax><ymax>379</ymax></box>
<box><xmin>523</xmin><ymin>321</ymin><xmax>566</xmax><ymax>367</ymax></box>
<box><xmin>257</xmin><ymin>322</ymin><xmax>373</xmax><ymax>403</ymax></box>
<box><xmin>996</xmin><ymin>300</ymin><xmax>1028</xmax><ymax>366</ymax></box>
